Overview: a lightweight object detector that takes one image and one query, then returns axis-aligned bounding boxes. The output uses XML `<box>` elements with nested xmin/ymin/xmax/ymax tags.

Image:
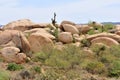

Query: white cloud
<box><xmin>0</xmin><ymin>0</ymin><xmax>120</xmax><ymax>24</ymax></box>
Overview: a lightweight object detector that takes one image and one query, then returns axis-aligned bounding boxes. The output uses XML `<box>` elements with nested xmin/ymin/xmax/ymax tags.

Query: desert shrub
<box><xmin>90</xmin><ymin>44</ymin><xmax>106</xmax><ymax>56</ymax></box>
<box><xmin>45</xmin><ymin>58</ymin><xmax>71</xmax><ymax>69</ymax></box>
<box><xmin>33</xmin><ymin>45</ymin><xmax>82</xmax><ymax>69</ymax></box>
<box><xmin>31</xmin><ymin>66</ymin><xmax>41</xmax><ymax>73</ymax></box>
<box><xmin>110</xmin><ymin>45</ymin><xmax>120</xmax><ymax>58</ymax></box>
<box><xmin>108</xmin><ymin>60</ymin><xmax>120</xmax><ymax>77</ymax></box>
<box><xmin>7</xmin><ymin>63</ymin><xmax>24</xmax><ymax>71</ymax></box>
<box><xmin>81</xmin><ymin>39</ymin><xmax>91</xmax><ymax>47</ymax></box>
<box><xmin>0</xmin><ymin>70</ymin><xmax>10</xmax><ymax>80</ymax></box>
<box><xmin>103</xmin><ymin>24</ymin><xmax>114</xmax><ymax>32</ymax></box>
<box><xmin>45</xmin><ymin>45</ymin><xmax>82</xmax><ymax>69</ymax></box>
<box><xmin>87</xmin><ymin>29</ymin><xmax>95</xmax><ymax>35</ymax></box>
<box><xmin>86</xmin><ymin>61</ymin><xmax>106</xmax><ymax>74</ymax></box>
<box><xmin>37</xmin><ymin>69</ymin><xmax>61</xmax><ymax>80</ymax></box>
<box><xmin>53</xmin><ymin>27</ymin><xmax>59</xmax><ymax>41</ymax></box>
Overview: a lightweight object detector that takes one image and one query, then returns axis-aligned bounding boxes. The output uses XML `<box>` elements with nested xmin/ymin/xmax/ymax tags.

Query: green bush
<box><xmin>108</xmin><ymin>60</ymin><xmax>120</xmax><ymax>77</ymax></box>
<box><xmin>81</xmin><ymin>39</ymin><xmax>91</xmax><ymax>47</ymax></box>
<box><xmin>103</xmin><ymin>24</ymin><xmax>114</xmax><ymax>32</ymax></box>
<box><xmin>7</xmin><ymin>63</ymin><xmax>24</xmax><ymax>71</ymax></box>
<box><xmin>90</xmin><ymin>44</ymin><xmax>106</xmax><ymax>56</ymax></box>
<box><xmin>87</xmin><ymin>29</ymin><xmax>95</xmax><ymax>35</ymax></box>
<box><xmin>110</xmin><ymin>45</ymin><xmax>120</xmax><ymax>58</ymax></box>
<box><xmin>86</xmin><ymin>61</ymin><xmax>106</xmax><ymax>74</ymax></box>
<box><xmin>31</xmin><ymin>66</ymin><xmax>41</xmax><ymax>73</ymax></box>
<box><xmin>0</xmin><ymin>70</ymin><xmax>10</xmax><ymax>80</ymax></box>
<box><xmin>33</xmin><ymin>45</ymin><xmax>82</xmax><ymax>69</ymax></box>
<box><xmin>37</xmin><ymin>69</ymin><xmax>61</xmax><ymax>80</ymax></box>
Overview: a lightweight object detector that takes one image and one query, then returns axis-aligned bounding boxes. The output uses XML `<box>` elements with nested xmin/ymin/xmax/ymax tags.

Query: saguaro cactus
<box><xmin>51</xmin><ymin>12</ymin><xmax>57</xmax><ymax>26</ymax></box>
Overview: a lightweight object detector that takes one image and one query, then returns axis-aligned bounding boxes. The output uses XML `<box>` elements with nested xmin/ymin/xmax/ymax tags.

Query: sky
<box><xmin>0</xmin><ymin>0</ymin><xmax>120</xmax><ymax>24</ymax></box>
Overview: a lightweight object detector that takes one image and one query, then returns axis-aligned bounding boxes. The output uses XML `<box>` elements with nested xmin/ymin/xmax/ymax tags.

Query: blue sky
<box><xmin>0</xmin><ymin>0</ymin><xmax>120</xmax><ymax>24</ymax></box>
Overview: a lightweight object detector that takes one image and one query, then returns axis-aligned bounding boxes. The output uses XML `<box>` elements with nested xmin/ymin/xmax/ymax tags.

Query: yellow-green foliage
<box><xmin>32</xmin><ymin>44</ymin><xmax>120</xmax><ymax>78</ymax></box>
<box><xmin>0</xmin><ymin>70</ymin><xmax>10</xmax><ymax>80</ymax></box>
<box><xmin>33</xmin><ymin>45</ymin><xmax>82</xmax><ymax>69</ymax></box>
<box><xmin>86</xmin><ymin>61</ymin><xmax>106</xmax><ymax>74</ymax></box>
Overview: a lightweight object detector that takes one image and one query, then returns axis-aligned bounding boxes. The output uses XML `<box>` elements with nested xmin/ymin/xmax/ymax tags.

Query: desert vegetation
<box><xmin>0</xmin><ymin>18</ymin><xmax>120</xmax><ymax>80</ymax></box>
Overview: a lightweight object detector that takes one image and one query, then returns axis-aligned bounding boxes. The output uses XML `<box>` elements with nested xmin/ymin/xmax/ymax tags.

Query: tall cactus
<box><xmin>51</xmin><ymin>12</ymin><xmax>57</xmax><ymax>26</ymax></box>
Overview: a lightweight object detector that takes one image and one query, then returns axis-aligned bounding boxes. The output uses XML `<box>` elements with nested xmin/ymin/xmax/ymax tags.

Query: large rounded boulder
<box><xmin>60</xmin><ymin>20</ymin><xmax>76</xmax><ymax>30</ymax></box>
<box><xmin>75</xmin><ymin>25</ymin><xmax>91</xmax><ymax>33</ymax></box>
<box><xmin>58</xmin><ymin>32</ymin><xmax>73</xmax><ymax>43</ymax></box>
<box><xmin>0</xmin><ymin>47</ymin><xmax>26</xmax><ymax>63</ymax></box>
<box><xmin>62</xmin><ymin>24</ymin><xmax>79</xmax><ymax>34</ymax></box>
<box><xmin>28</xmin><ymin>32</ymin><xmax>54</xmax><ymax>53</ymax></box>
<box><xmin>0</xmin><ymin>30</ymin><xmax>31</xmax><ymax>53</ymax></box>
<box><xmin>3</xmin><ymin>19</ymin><xmax>49</xmax><ymax>31</ymax></box>
<box><xmin>87</xmin><ymin>32</ymin><xmax>120</xmax><ymax>43</ymax></box>
<box><xmin>91</xmin><ymin>37</ymin><xmax>119</xmax><ymax>46</ymax></box>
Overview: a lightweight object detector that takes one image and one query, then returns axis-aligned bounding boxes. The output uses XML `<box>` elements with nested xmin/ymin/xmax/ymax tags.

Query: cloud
<box><xmin>0</xmin><ymin>0</ymin><xmax>120</xmax><ymax>24</ymax></box>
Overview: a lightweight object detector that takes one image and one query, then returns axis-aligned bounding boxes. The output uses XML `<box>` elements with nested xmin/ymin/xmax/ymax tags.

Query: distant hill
<box><xmin>102</xmin><ymin>22</ymin><xmax>120</xmax><ymax>25</ymax></box>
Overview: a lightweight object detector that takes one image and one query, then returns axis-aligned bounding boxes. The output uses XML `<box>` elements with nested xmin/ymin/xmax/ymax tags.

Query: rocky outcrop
<box><xmin>91</xmin><ymin>37</ymin><xmax>119</xmax><ymax>46</ymax></box>
<box><xmin>60</xmin><ymin>20</ymin><xmax>76</xmax><ymax>30</ymax></box>
<box><xmin>58</xmin><ymin>32</ymin><xmax>73</xmax><ymax>43</ymax></box>
<box><xmin>62</xmin><ymin>24</ymin><xmax>79</xmax><ymax>34</ymax></box>
<box><xmin>28</xmin><ymin>32</ymin><xmax>53</xmax><ymax>53</ymax></box>
<box><xmin>87</xmin><ymin>32</ymin><xmax>120</xmax><ymax>43</ymax></box>
<box><xmin>75</xmin><ymin>25</ymin><xmax>91</xmax><ymax>33</ymax></box>
<box><xmin>60</xmin><ymin>20</ymin><xmax>76</xmax><ymax>26</ymax></box>
<box><xmin>0</xmin><ymin>47</ymin><xmax>26</xmax><ymax>63</ymax></box>
<box><xmin>115</xmin><ymin>31</ymin><xmax>120</xmax><ymax>36</ymax></box>
<box><xmin>24</xmin><ymin>28</ymin><xmax>55</xmax><ymax>40</ymax></box>
<box><xmin>0</xmin><ymin>30</ymin><xmax>30</xmax><ymax>53</ymax></box>
<box><xmin>3</xmin><ymin>19</ymin><xmax>49</xmax><ymax>31</ymax></box>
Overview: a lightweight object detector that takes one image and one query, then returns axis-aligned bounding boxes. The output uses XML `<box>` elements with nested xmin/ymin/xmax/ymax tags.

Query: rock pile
<box><xmin>0</xmin><ymin>19</ymin><xmax>120</xmax><ymax>63</ymax></box>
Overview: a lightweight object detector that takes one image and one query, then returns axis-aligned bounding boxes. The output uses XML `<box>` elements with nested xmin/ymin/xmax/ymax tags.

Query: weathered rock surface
<box><xmin>28</xmin><ymin>32</ymin><xmax>53</xmax><ymax>53</ymax></box>
<box><xmin>24</xmin><ymin>28</ymin><xmax>55</xmax><ymax>40</ymax></box>
<box><xmin>0</xmin><ymin>47</ymin><xmax>26</xmax><ymax>63</ymax></box>
<box><xmin>62</xmin><ymin>24</ymin><xmax>79</xmax><ymax>34</ymax></box>
<box><xmin>91</xmin><ymin>37</ymin><xmax>119</xmax><ymax>46</ymax></box>
<box><xmin>60</xmin><ymin>20</ymin><xmax>76</xmax><ymax>30</ymax></box>
<box><xmin>3</xmin><ymin>19</ymin><xmax>49</xmax><ymax>31</ymax></box>
<box><xmin>115</xmin><ymin>31</ymin><xmax>120</xmax><ymax>35</ymax></box>
<box><xmin>60</xmin><ymin>20</ymin><xmax>76</xmax><ymax>26</ymax></box>
<box><xmin>87</xmin><ymin>32</ymin><xmax>120</xmax><ymax>43</ymax></box>
<box><xmin>75</xmin><ymin>25</ymin><xmax>91</xmax><ymax>33</ymax></box>
<box><xmin>0</xmin><ymin>30</ymin><xmax>30</xmax><ymax>53</ymax></box>
<box><xmin>58</xmin><ymin>32</ymin><xmax>73</xmax><ymax>43</ymax></box>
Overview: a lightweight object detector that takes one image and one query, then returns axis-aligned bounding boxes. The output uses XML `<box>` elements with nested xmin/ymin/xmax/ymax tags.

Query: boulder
<box><xmin>60</xmin><ymin>20</ymin><xmax>76</xmax><ymax>30</ymax></box>
<box><xmin>75</xmin><ymin>25</ymin><xmax>91</xmax><ymax>33</ymax></box>
<box><xmin>0</xmin><ymin>41</ymin><xmax>16</xmax><ymax>47</ymax></box>
<box><xmin>0</xmin><ymin>30</ymin><xmax>30</xmax><ymax>53</ymax></box>
<box><xmin>60</xmin><ymin>20</ymin><xmax>76</xmax><ymax>26</ymax></box>
<box><xmin>0</xmin><ymin>47</ymin><xmax>26</xmax><ymax>63</ymax></box>
<box><xmin>58</xmin><ymin>32</ymin><xmax>73</xmax><ymax>43</ymax></box>
<box><xmin>62</xmin><ymin>24</ymin><xmax>79</xmax><ymax>34</ymax></box>
<box><xmin>115</xmin><ymin>31</ymin><xmax>120</xmax><ymax>35</ymax></box>
<box><xmin>115</xmin><ymin>25</ymin><xmax>120</xmax><ymax>30</ymax></box>
<box><xmin>3</xmin><ymin>19</ymin><xmax>49</xmax><ymax>31</ymax></box>
<box><xmin>16</xmin><ymin>53</ymin><xmax>27</xmax><ymax>64</ymax></box>
<box><xmin>28</xmin><ymin>32</ymin><xmax>53</xmax><ymax>53</ymax></box>
<box><xmin>87</xmin><ymin>32</ymin><xmax>120</xmax><ymax>43</ymax></box>
<box><xmin>24</xmin><ymin>28</ymin><xmax>55</xmax><ymax>40</ymax></box>
<box><xmin>91</xmin><ymin>37</ymin><xmax>119</xmax><ymax>46</ymax></box>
